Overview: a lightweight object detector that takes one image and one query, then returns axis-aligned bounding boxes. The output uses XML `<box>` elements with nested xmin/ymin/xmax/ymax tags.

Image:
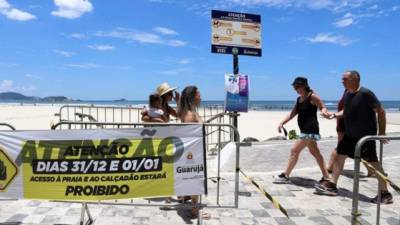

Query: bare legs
<box><xmin>283</xmin><ymin>139</ymin><xmax>329</xmax><ymax>178</ymax></box>
<box><xmin>284</xmin><ymin>139</ymin><xmax>307</xmax><ymax>176</ymax></box>
<box><xmin>308</xmin><ymin>140</ymin><xmax>330</xmax><ymax>178</ymax></box>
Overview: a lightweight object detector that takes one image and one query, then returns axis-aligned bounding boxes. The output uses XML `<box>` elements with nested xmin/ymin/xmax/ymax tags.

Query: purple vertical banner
<box><xmin>225</xmin><ymin>74</ymin><xmax>249</xmax><ymax>112</ymax></box>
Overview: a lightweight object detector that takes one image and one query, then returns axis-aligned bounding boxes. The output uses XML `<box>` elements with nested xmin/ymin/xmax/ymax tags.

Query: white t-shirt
<box><xmin>146</xmin><ymin>106</ymin><xmax>164</xmax><ymax>118</ymax></box>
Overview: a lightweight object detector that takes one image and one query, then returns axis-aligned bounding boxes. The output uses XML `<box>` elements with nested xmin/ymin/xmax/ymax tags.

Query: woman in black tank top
<box><xmin>273</xmin><ymin>77</ymin><xmax>331</xmax><ymax>184</ymax></box>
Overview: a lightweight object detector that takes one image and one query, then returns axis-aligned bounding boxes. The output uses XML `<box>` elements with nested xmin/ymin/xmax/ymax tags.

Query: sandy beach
<box><xmin>1</xmin><ymin>104</ymin><xmax>399</xmax><ymax>141</ymax></box>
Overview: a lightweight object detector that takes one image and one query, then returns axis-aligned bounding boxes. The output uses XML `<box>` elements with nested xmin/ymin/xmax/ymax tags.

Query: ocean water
<box><xmin>1</xmin><ymin>100</ymin><xmax>399</xmax><ymax>112</ymax></box>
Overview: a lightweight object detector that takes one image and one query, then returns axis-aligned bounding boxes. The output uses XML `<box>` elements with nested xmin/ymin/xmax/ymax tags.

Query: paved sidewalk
<box><xmin>0</xmin><ymin>138</ymin><xmax>399</xmax><ymax>225</ymax></box>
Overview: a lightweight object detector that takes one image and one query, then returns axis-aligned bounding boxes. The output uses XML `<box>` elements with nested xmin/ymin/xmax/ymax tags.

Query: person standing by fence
<box><xmin>178</xmin><ymin>85</ymin><xmax>210</xmax><ymax>219</ymax></box>
<box><xmin>142</xmin><ymin>82</ymin><xmax>180</xmax><ymax>122</ymax></box>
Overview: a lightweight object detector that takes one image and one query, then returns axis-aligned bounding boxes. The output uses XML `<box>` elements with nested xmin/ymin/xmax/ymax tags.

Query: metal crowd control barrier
<box><xmin>51</xmin><ymin>121</ymin><xmax>240</xmax><ymax>225</ymax></box>
<box><xmin>56</xmin><ymin>104</ymin><xmax>225</xmax><ymax>125</ymax></box>
<box><xmin>351</xmin><ymin>135</ymin><xmax>400</xmax><ymax>225</ymax></box>
<box><xmin>0</xmin><ymin>123</ymin><xmax>16</xmax><ymax>130</ymax></box>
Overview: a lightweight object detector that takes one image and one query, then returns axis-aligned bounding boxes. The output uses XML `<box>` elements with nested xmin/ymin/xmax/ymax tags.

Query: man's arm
<box><xmin>374</xmin><ymin>106</ymin><xmax>386</xmax><ymax>135</ymax></box>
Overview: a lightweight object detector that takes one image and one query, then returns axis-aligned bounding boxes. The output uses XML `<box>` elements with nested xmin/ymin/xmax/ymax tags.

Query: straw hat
<box><xmin>156</xmin><ymin>82</ymin><xmax>177</xmax><ymax>96</ymax></box>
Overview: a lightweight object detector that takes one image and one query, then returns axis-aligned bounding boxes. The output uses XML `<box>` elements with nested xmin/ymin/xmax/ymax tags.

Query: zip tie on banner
<box><xmin>239</xmin><ymin>169</ymin><xmax>289</xmax><ymax>218</ymax></box>
<box><xmin>361</xmin><ymin>159</ymin><xmax>400</xmax><ymax>194</ymax></box>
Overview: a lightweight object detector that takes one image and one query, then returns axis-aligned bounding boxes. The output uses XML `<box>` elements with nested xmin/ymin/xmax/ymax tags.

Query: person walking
<box><xmin>315</xmin><ymin>70</ymin><xmax>393</xmax><ymax>204</ymax></box>
<box><xmin>273</xmin><ymin>77</ymin><xmax>331</xmax><ymax>184</ymax></box>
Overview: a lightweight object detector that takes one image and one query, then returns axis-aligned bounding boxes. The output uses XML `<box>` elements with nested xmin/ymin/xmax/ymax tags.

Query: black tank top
<box><xmin>296</xmin><ymin>94</ymin><xmax>319</xmax><ymax>134</ymax></box>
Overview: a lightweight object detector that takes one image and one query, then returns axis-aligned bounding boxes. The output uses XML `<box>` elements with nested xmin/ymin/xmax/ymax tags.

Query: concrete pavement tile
<box><xmin>22</xmin><ymin>214</ymin><xmax>45</xmax><ymax>224</ymax></box>
<box><xmin>47</xmin><ymin>207</ymin><xmax>69</xmax><ymax>216</ymax></box>
<box><xmin>65</xmin><ymin>208</ymin><xmax>81</xmax><ymax>216</ymax></box>
<box><xmin>386</xmin><ymin>217</ymin><xmax>400</xmax><ymax>225</ymax></box>
<box><xmin>233</xmin><ymin>209</ymin><xmax>253</xmax><ymax>218</ymax></box>
<box><xmin>343</xmin><ymin>216</ymin><xmax>372</xmax><ymax>225</ymax></box>
<box><xmin>254</xmin><ymin>217</ymin><xmax>279</xmax><ymax>225</ymax></box>
<box><xmin>26</xmin><ymin>201</ymin><xmax>41</xmax><ymax>207</ymax></box>
<box><xmin>54</xmin><ymin>215</ymin><xmax>80</xmax><ymax>224</ymax></box>
<box><xmin>250</xmin><ymin>209</ymin><xmax>270</xmax><ymax>217</ymax></box>
<box><xmin>286</xmin><ymin>209</ymin><xmax>305</xmax><ymax>217</ymax></box>
<box><xmin>203</xmin><ymin>219</ymin><xmax>223</xmax><ymax>225</ymax></box>
<box><xmin>274</xmin><ymin>217</ymin><xmax>297</xmax><ymax>225</ymax></box>
<box><xmin>6</xmin><ymin>214</ymin><xmax>28</xmax><ymax>222</ymax></box>
<box><xmin>39</xmin><ymin>215</ymin><xmax>61</xmax><ymax>224</ymax></box>
<box><xmin>265</xmin><ymin>209</ymin><xmax>287</xmax><ymax>218</ymax></box>
<box><xmin>290</xmin><ymin>217</ymin><xmax>319</xmax><ymax>225</ymax></box>
<box><xmin>239</xmin><ymin>218</ymin><xmax>259</xmax><ymax>225</ymax></box>
<box><xmin>219</xmin><ymin>217</ymin><xmax>242</xmax><ymax>225</ymax></box>
<box><xmin>259</xmin><ymin>202</ymin><xmax>274</xmax><ymax>209</ymax></box>
<box><xmin>216</xmin><ymin>209</ymin><xmax>235</xmax><ymax>217</ymax></box>
<box><xmin>309</xmin><ymin>216</ymin><xmax>334</xmax><ymax>225</ymax></box>
<box><xmin>32</xmin><ymin>207</ymin><xmax>52</xmax><ymax>215</ymax></box>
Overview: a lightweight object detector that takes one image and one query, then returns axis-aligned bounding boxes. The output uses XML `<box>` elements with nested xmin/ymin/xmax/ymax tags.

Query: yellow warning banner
<box><xmin>0</xmin><ymin>125</ymin><xmax>206</xmax><ymax>200</ymax></box>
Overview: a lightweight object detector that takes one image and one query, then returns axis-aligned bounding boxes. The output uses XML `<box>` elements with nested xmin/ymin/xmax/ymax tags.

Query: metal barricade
<box><xmin>56</xmin><ymin>105</ymin><xmax>225</xmax><ymax>126</ymax></box>
<box><xmin>51</xmin><ymin>121</ymin><xmax>240</xmax><ymax>225</ymax></box>
<box><xmin>0</xmin><ymin>123</ymin><xmax>16</xmax><ymax>130</ymax></box>
<box><xmin>351</xmin><ymin>135</ymin><xmax>400</xmax><ymax>225</ymax></box>
<box><xmin>55</xmin><ymin>104</ymin><xmax>233</xmax><ymax>153</ymax></box>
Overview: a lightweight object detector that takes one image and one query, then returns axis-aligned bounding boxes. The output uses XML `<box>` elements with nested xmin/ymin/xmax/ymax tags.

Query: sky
<box><xmin>0</xmin><ymin>0</ymin><xmax>399</xmax><ymax>101</ymax></box>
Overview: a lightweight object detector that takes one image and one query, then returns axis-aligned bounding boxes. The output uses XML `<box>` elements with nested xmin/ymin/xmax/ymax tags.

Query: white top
<box><xmin>146</xmin><ymin>106</ymin><xmax>164</xmax><ymax>118</ymax></box>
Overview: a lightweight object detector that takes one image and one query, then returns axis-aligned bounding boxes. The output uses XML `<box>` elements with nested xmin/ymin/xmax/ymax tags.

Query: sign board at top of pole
<box><xmin>211</xmin><ymin>10</ymin><xmax>262</xmax><ymax>57</ymax></box>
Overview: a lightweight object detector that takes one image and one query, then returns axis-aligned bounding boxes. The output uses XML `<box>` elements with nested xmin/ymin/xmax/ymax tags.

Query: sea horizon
<box><xmin>1</xmin><ymin>99</ymin><xmax>399</xmax><ymax>112</ymax></box>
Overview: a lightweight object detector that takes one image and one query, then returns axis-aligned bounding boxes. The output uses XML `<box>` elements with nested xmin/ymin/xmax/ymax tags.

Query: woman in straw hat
<box><xmin>142</xmin><ymin>82</ymin><xmax>180</xmax><ymax>122</ymax></box>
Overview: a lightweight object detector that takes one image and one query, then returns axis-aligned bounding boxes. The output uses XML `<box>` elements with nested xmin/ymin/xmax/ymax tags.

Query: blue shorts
<box><xmin>299</xmin><ymin>133</ymin><xmax>321</xmax><ymax>141</ymax></box>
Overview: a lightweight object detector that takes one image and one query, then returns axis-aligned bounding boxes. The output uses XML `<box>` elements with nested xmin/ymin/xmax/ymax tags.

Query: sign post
<box><xmin>211</xmin><ymin>10</ymin><xmax>262</xmax><ymax>141</ymax></box>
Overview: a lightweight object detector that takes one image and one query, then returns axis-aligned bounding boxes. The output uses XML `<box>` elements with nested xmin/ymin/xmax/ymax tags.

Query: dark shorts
<box><xmin>336</xmin><ymin>118</ymin><xmax>345</xmax><ymax>133</ymax></box>
<box><xmin>337</xmin><ymin>135</ymin><xmax>378</xmax><ymax>162</ymax></box>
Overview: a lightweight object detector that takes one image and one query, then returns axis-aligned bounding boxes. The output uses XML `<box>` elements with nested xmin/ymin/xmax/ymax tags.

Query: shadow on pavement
<box><xmin>290</xmin><ymin>176</ymin><xmax>318</xmax><ymax>188</ymax></box>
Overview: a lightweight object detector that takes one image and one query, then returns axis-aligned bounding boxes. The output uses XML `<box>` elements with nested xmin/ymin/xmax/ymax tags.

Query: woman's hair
<box><xmin>178</xmin><ymin>86</ymin><xmax>198</xmax><ymax>116</ymax></box>
<box><xmin>160</xmin><ymin>91</ymin><xmax>172</xmax><ymax>107</ymax></box>
<box><xmin>305</xmin><ymin>86</ymin><xmax>313</xmax><ymax>93</ymax></box>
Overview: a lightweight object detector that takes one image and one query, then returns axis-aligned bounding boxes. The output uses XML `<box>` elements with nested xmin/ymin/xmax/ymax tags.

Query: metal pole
<box><xmin>352</xmin><ymin>137</ymin><xmax>368</xmax><ymax>225</ymax></box>
<box><xmin>233</xmin><ymin>53</ymin><xmax>239</xmax><ymax>142</ymax></box>
<box><xmin>376</xmin><ymin>141</ymin><xmax>384</xmax><ymax>225</ymax></box>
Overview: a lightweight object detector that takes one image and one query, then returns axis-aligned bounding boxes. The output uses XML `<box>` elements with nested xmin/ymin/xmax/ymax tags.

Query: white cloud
<box><xmin>69</xmin><ymin>33</ymin><xmax>87</xmax><ymax>39</ymax></box>
<box><xmin>88</xmin><ymin>45</ymin><xmax>115</xmax><ymax>51</ymax></box>
<box><xmin>51</xmin><ymin>0</ymin><xmax>93</xmax><ymax>19</ymax></box>
<box><xmin>307</xmin><ymin>33</ymin><xmax>356</xmax><ymax>46</ymax></box>
<box><xmin>0</xmin><ymin>0</ymin><xmax>36</xmax><ymax>21</ymax></box>
<box><xmin>0</xmin><ymin>62</ymin><xmax>18</xmax><ymax>67</ymax></box>
<box><xmin>25</xmin><ymin>74</ymin><xmax>41</xmax><ymax>79</ymax></box>
<box><xmin>155</xmin><ymin>0</ymin><xmax>373</xmax><ymax>13</ymax></box>
<box><xmin>167</xmin><ymin>40</ymin><xmax>187</xmax><ymax>47</ymax></box>
<box><xmin>160</xmin><ymin>68</ymin><xmax>192</xmax><ymax>75</ymax></box>
<box><xmin>0</xmin><ymin>79</ymin><xmax>36</xmax><ymax>92</ymax></box>
<box><xmin>64</xmin><ymin>63</ymin><xmax>101</xmax><ymax>69</ymax></box>
<box><xmin>53</xmin><ymin>49</ymin><xmax>75</xmax><ymax>57</ymax></box>
<box><xmin>369</xmin><ymin>4</ymin><xmax>378</xmax><ymax>10</ymax></box>
<box><xmin>178</xmin><ymin>59</ymin><xmax>190</xmax><ymax>65</ymax></box>
<box><xmin>153</xmin><ymin>27</ymin><xmax>179</xmax><ymax>35</ymax></box>
<box><xmin>333</xmin><ymin>17</ymin><xmax>354</xmax><ymax>27</ymax></box>
<box><xmin>0</xmin><ymin>0</ymin><xmax>11</xmax><ymax>9</ymax></box>
<box><xmin>0</xmin><ymin>80</ymin><xmax>14</xmax><ymax>92</ymax></box>
<box><xmin>95</xmin><ymin>28</ymin><xmax>187</xmax><ymax>47</ymax></box>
